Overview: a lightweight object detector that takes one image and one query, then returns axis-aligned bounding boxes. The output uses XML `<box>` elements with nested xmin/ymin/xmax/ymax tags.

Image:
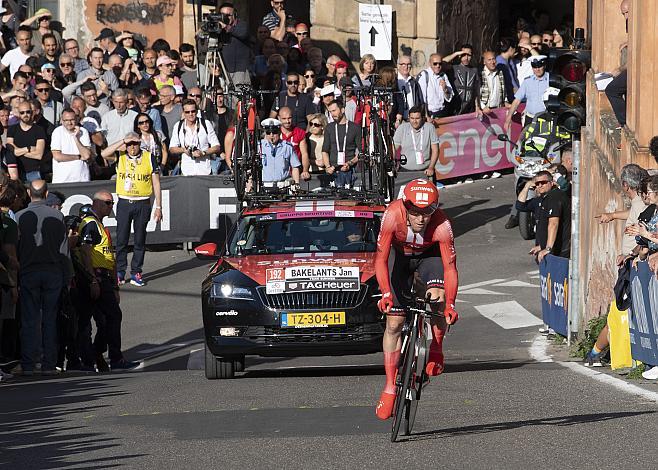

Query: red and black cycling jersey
<box><xmin>375</xmin><ymin>199</ymin><xmax>458</xmax><ymax>309</ymax></box>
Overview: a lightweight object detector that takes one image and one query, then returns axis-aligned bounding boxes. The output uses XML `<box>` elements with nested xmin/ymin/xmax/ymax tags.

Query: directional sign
<box><xmin>359</xmin><ymin>4</ymin><xmax>392</xmax><ymax>61</ymax></box>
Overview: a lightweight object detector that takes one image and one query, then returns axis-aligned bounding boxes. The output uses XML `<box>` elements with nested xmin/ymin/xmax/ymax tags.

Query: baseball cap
<box><xmin>95</xmin><ymin>28</ymin><xmax>115</xmax><ymax>41</ymax></box>
<box><xmin>40</xmin><ymin>63</ymin><xmax>56</xmax><ymax>71</ymax></box>
<box><xmin>35</xmin><ymin>8</ymin><xmax>51</xmax><ymax>19</ymax></box>
<box><xmin>123</xmin><ymin>131</ymin><xmax>141</xmax><ymax>143</ymax></box>
<box><xmin>45</xmin><ymin>192</ymin><xmax>64</xmax><ymax>207</ymax></box>
<box><xmin>157</xmin><ymin>55</ymin><xmax>175</xmax><ymax>67</ymax></box>
<box><xmin>334</xmin><ymin>60</ymin><xmax>349</xmax><ymax>69</ymax></box>
<box><xmin>81</xmin><ymin>117</ymin><xmax>103</xmax><ymax>135</ymax></box>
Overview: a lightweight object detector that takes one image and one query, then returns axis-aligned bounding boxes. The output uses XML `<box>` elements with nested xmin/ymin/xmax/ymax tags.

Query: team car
<box><xmin>196</xmin><ymin>197</ymin><xmax>386</xmax><ymax>379</ymax></box>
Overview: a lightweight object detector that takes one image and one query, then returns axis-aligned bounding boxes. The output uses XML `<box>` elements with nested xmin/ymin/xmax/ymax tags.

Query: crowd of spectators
<box><xmin>0</xmin><ymin>1</ymin><xmax>586</xmax><ymax>380</ymax></box>
<box><xmin>0</xmin><ymin>1</ymin><xmax>578</xmax><ymax>188</ymax></box>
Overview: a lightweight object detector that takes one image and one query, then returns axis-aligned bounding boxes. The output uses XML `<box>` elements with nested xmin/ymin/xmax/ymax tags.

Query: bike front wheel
<box><xmin>391</xmin><ymin>321</ymin><xmax>418</xmax><ymax>442</ymax></box>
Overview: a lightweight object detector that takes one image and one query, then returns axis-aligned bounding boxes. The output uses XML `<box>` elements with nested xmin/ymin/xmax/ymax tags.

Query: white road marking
<box><xmin>137</xmin><ymin>341</ymin><xmax>197</xmax><ymax>355</ymax></box>
<box><xmin>187</xmin><ymin>348</ymin><xmax>204</xmax><ymax>370</ymax></box>
<box><xmin>460</xmin><ymin>288</ymin><xmax>507</xmax><ymax>295</ymax></box>
<box><xmin>526</xmin><ymin>270</ymin><xmax>539</xmax><ymax>275</ymax></box>
<box><xmin>529</xmin><ymin>334</ymin><xmax>554</xmax><ymax>362</ymax></box>
<box><xmin>474</xmin><ymin>301</ymin><xmax>543</xmax><ymax>329</ymax></box>
<box><xmin>494</xmin><ymin>280</ymin><xmax>539</xmax><ymax>288</ymax></box>
<box><xmin>529</xmin><ymin>334</ymin><xmax>658</xmax><ymax>403</ymax></box>
<box><xmin>460</xmin><ymin>279</ymin><xmax>507</xmax><ymax>291</ymax></box>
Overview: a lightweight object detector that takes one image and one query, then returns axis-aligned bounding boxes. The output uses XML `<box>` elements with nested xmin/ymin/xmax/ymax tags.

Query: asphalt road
<box><xmin>3</xmin><ymin>174</ymin><xmax>658</xmax><ymax>469</ymax></box>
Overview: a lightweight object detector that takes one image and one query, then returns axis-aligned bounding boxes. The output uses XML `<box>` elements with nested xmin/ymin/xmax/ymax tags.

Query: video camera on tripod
<box><xmin>198</xmin><ymin>12</ymin><xmax>232</xmax><ymax>49</ymax></box>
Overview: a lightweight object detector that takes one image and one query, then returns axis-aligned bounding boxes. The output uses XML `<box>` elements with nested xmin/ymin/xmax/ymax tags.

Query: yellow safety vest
<box><xmin>79</xmin><ymin>216</ymin><xmax>115</xmax><ymax>270</ymax></box>
<box><xmin>523</xmin><ymin>115</ymin><xmax>571</xmax><ymax>153</ymax></box>
<box><xmin>116</xmin><ymin>150</ymin><xmax>154</xmax><ymax>198</ymax></box>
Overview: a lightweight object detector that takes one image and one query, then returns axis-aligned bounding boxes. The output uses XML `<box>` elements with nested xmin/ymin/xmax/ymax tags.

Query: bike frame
<box><xmin>391</xmin><ymin>298</ymin><xmax>443</xmax><ymax>442</ymax></box>
<box><xmin>355</xmin><ymin>86</ymin><xmax>397</xmax><ymax>199</ymax></box>
<box><xmin>227</xmin><ymin>85</ymin><xmax>277</xmax><ymax>200</ymax></box>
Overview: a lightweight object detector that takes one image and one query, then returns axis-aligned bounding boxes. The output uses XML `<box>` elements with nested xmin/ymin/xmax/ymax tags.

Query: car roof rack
<box><xmin>244</xmin><ymin>187</ymin><xmax>387</xmax><ymax>209</ymax></box>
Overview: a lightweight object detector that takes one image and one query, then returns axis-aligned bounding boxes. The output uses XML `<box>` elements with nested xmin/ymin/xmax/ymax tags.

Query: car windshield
<box><xmin>228</xmin><ymin>215</ymin><xmax>381</xmax><ymax>255</ymax></box>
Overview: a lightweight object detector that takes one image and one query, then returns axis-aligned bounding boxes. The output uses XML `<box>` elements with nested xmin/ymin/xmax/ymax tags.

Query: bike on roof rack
<box><xmin>244</xmin><ymin>186</ymin><xmax>387</xmax><ymax>209</ymax></box>
<box><xmin>225</xmin><ymin>84</ymin><xmax>278</xmax><ymax>201</ymax></box>
<box><xmin>354</xmin><ymin>82</ymin><xmax>400</xmax><ymax>202</ymax></box>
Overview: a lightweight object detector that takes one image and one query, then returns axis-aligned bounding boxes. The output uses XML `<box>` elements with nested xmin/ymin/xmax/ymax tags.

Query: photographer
<box><xmin>75</xmin><ymin>195</ymin><xmax>139</xmax><ymax>371</ymax></box>
<box><xmin>168</xmin><ymin>99</ymin><xmax>221</xmax><ymax>176</ymax></box>
<box><xmin>211</xmin><ymin>3</ymin><xmax>251</xmax><ymax>86</ymax></box>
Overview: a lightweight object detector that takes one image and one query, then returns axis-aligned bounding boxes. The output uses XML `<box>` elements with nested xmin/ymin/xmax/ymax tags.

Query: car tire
<box><xmin>217</xmin><ymin>359</ymin><xmax>235</xmax><ymax>379</ymax></box>
<box><xmin>518</xmin><ymin>210</ymin><xmax>535</xmax><ymax>241</ymax></box>
<box><xmin>205</xmin><ymin>342</ymin><xmax>219</xmax><ymax>379</ymax></box>
<box><xmin>205</xmin><ymin>342</ymin><xmax>236</xmax><ymax>379</ymax></box>
<box><xmin>234</xmin><ymin>355</ymin><xmax>245</xmax><ymax>372</ymax></box>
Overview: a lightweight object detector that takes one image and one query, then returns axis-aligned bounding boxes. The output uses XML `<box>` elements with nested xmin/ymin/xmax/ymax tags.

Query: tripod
<box><xmin>195</xmin><ymin>35</ymin><xmax>236</xmax><ymax>111</ymax></box>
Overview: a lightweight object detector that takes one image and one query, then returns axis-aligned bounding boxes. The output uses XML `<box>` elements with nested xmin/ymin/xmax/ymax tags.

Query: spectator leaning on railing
<box><xmin>596</xmin><ymin>163</ymin><xmax>649</xmax><ymax>266</ymax></box>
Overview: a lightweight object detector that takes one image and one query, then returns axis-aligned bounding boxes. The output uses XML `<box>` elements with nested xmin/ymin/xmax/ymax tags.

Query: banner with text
<box><xmin>539</xmin><ymin>254</ymin><xmax>569</xmax><ymax>337</ymax></box>
<box><xmin>53</xmin><ymin>176</ymin><xmax>239</xmax><ymax>245</ymax></box>
<box><xmin>434</xmin><ymin>107</ymin><xmax>524</xmax><ymax>180</ymax></box>
<box><xmin>628</xmin><ymin>262</ymin><xmax>658</xmax><ymax>366</ymax></box>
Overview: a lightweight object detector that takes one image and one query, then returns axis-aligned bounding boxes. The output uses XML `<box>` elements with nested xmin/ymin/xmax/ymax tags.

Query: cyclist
<box><xmin>374</xmin><ymin>178</ymin><xmax>459</xmax><ymax>420</ymax></box>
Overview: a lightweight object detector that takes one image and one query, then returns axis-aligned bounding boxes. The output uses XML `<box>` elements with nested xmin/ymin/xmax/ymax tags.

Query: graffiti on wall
<box><xmin>96</xmin><ymin>0</ymin><xmax>177</xmax><ymax>26</ymax></box>
<box><xmin>438</xmin><ymin>0</ymin><xmax>498</xmax><ymax>58</ymax></box>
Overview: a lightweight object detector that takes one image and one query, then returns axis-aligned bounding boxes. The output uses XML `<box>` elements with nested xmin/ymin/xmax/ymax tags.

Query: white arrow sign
<box><xmin>359</xmin><ymin>4</ymin><xmax>392</xmax><ymax>61</ymax></box>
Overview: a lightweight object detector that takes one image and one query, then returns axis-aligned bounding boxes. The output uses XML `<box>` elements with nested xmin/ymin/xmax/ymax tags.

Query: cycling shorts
<box><xmin>387</xmin><ymin>246</ymin><xmax>444</xmax><ymax>316</ymax></box>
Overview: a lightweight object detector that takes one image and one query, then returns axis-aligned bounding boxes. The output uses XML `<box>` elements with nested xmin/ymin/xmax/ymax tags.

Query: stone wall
<box><xmin>435</xmin><ymin>0</ymin><xmax>499</xmax><ymax>58</ymax></box>
<box><xmin>61</xmin><ymin>0</ymin><xmax>184</xmax><ymax>51</ymax></box>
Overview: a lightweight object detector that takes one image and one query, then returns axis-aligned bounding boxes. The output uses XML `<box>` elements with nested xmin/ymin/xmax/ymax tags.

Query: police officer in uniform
<box><xmin>101</xmin><ymin>131</ymin><xmax>163</xmax><ymax>287</ymax></box>
<box><xmin>260</xmin><ymin>118</ymin><xmax>301</xmax><ymax>188</ymax></box>
<box><xmin>76</xmin><ymin>192</ymin><xmax>139</xmax><ymax>371</ymax></box>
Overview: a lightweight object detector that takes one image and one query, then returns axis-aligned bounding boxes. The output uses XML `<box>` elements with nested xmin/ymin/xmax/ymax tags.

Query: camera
<box><xmin>199</xmin><ymin>12</ymin><xmax>231</xmax><ymax>46</ymax></box>
<box><xmin>187</xmin><ymin>145</ymin><xmax>199</xmax><ymax>154</ymax></box>
<box><xmin>64</xmin><ymin>214</ymin><xmax>82</xmax><ymax>234</ymax></box>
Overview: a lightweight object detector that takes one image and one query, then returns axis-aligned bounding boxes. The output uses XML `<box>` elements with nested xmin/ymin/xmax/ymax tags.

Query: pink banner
<box><xmin>433</xmin><ymin>106</ymin><xmax>524</xmax><ymax>180</ymax></box>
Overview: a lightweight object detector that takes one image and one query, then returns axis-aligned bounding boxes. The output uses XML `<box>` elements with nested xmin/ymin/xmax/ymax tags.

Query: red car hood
<box><xmin>224</xmin><ymin>252</ymin><xmax>377</xmax><ymax>285</ymax></box>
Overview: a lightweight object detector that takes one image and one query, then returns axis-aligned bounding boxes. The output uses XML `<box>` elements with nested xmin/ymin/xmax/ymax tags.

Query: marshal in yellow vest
<box><xmin>116</xmin><ymin>150</ymin><xmax>154</xmax><ymax>198</ymax></box>
<box><xmin>78</xmin><ymin>216</ymin><xmax>115</xmax><ymax>270</ymax></box>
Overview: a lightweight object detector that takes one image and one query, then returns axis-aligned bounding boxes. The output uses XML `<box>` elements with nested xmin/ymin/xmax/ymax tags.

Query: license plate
<box><xmin>281</xmin><ymin>312</ymin><xmax>346</xmax><ymax>328</ymax></box>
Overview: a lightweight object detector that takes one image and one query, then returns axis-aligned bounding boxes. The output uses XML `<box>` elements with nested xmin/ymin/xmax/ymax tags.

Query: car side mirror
<box><xmin>195</xmin><ymin>242</ymin><xmax>220</xmax><ymax>260</ymax></box>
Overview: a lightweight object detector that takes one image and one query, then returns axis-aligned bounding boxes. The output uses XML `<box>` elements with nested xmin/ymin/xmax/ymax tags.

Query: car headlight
<box><xmin>210</xmin><ymin>283</ymin><xmax>254</xmax><ymax>300</ymax></box>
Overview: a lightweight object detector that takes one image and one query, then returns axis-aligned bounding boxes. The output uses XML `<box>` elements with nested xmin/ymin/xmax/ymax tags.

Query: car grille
<box><xmin>257</xmin><ymin>286</ymin><xmax>369</xmax><ymax>310</ymax></box>
<box><xmin>243</xmin><ymin>323</ymin><xmax>384</xmax><ymax>344</ymax></box>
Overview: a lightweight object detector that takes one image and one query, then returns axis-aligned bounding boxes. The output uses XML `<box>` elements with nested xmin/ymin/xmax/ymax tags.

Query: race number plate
<box><xmin>266</xmin><ymin>266</ymin><xmax>360</xmax><ymax>294</ymax></box>
<box><xmin>281</xmin><ymin>312</ymin><xmax>346</xmax><ymax>328</ymax></box>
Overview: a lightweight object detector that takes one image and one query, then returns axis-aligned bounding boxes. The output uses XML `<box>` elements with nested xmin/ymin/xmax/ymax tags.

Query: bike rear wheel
<box><xmin>372</xmin><ymin>118</ymin><xmax>388</xmax><ymax>195</ymax></box>
<box><xmin>232</xmin><ymin>124</ymin><xmax>247</xmax><ymax>200</ymax></box>
<box><xmin>391</xmin><ymin>319</ymin><xmax>418</xmax><ymax>442</ymax></box>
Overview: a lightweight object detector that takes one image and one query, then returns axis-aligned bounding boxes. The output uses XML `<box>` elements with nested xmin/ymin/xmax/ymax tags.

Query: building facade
<box><xmin>33</xmin><ymin>0</ymin><xmax>499</xmax><ymax>73</ymax></box>
<box><xmin>576</xmin><ymin>0</ymin><xmax>656</xmax><ymax>328</ymax></box>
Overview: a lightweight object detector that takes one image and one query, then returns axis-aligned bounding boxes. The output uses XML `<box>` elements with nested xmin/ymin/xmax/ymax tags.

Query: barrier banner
<box><xmin>433</xmin><ymin>106</ymin><xmax>524</xmax><ymax>180</ymax></box>
<box><xmin>628</xmin><ymin>262</ymin><xmax>658</xmax><ymax>366</ymax></box>
<box><xmin>53</xmin><ymin>176</ymin><xmax>239</xmax><ymax>245</ymax></box>
<box><xmin>539</xmin><ymin>254</ymin><xmax>569</xmax><ymax>337</ymax></box>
